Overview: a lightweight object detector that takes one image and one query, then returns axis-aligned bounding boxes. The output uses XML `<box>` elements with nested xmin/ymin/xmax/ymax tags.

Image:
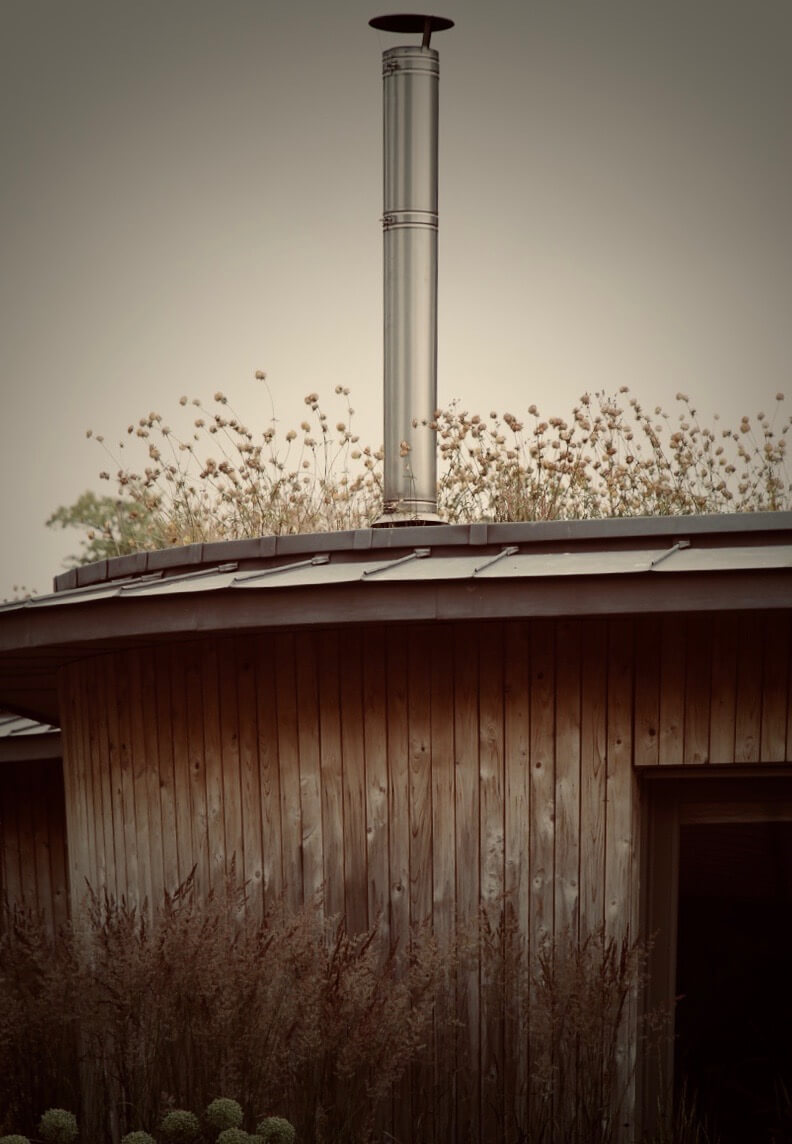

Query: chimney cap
<box><xmin>369</xmin><ymin>14</ymin><xmax>454</xmax><ymax>42</ymax></box>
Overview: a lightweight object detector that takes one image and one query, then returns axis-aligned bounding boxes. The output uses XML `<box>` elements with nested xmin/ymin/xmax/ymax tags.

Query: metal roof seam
<box><xmin>649</xmin><ymin>539</ymin><xmax>691</xmax><ymax>569</ymax></box>
<box><xmin>233</xmin><ymin>554</ymin><xmax>330</xmax><ymax>583</ymax></box>
<box><xmin>361</xmin><ymin>547</ymin><xmax>431</xmax><ymax>577</ymax></box>
<box><xmin>472</xmin><ymin>545</ymin><xmax>519</xmax><ymax>576</ymax></box>
<box><xmin>49</xmin><ymin>511</ymin><xmax>792</xmax><ymax>593</ymax></box>
<box><xmin>120</xmin><ymin>562</ymin><xmax>237</xmax><ymax>592</ymax></box>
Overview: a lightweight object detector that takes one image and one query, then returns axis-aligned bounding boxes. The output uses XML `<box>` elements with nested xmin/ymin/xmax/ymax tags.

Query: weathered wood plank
<box><xmin>529</xmin><ymin>619</ymin><xmax>555</xmax><ymax>949</ymax></box>
<box><xmin>408</xmin><ymin>626</ymin><xmax>433</xmax><ymax>929</ymax></box>
<box><xmin>317</xmin><ymin>629</ymin><xmax>344</xmax><ymax>918</ymax></box>
<box><xmin>555</xmin><ymin>619</ymin><xmax>581</xmax><ymax>939</ymax></box>
<box><xmin>633</xmin><ymin>617</ymin><xmax>660</xmax><ymax>768</ymax></box>
<box><xmin>734</xmin><ymin>613</ymin><xmax>762</xmax><ymax>763</ymax></box>
<box><xmin>217</xmin><ymin>640</ymin><xmax>243</xmax><ymax>887</ymax></box>
<box><xmin>274</xmin><ymin>632</ymin><xmax>302</xmax><ymax>911</ymax></box>
<box><xmin>15</xmin><ymin>763</ymin><xmax>37</xmax><ymax>906</ymax></box>
<box><xmin>528</xmin><ymin>621</ymin><xmax>556</xmax><ymax>1144</ymax></box>
<box><xmin>579</xmin><ymin>626</ymin><xmax>604</xmax><ymax>938</ymax></box>
<box><xmin>0</xmin><ymin>768</ymin><xmax>16</xmax><ymax>911</ymax></box>
<box><xmin>168</xmin><ymin>645</ymin><xmax>193</xmax><ymax>892</ymax></box>
<box><xmin>709</xmin><ymin>615</ymin><xmax>738</xmax><ymax>764</ymax></box>
<box><xmin>479</xmin><ymin>622</ymin><xmax>505</xmax><ymax>1141</ymax></box>
<box><xmin>82</xmin><ymin>658</ymin><xmax>108</xmax><ymax>899</ymax></box>
<box><xmin>235</xmin><ymin>637</ymin><xmax>264</xmax><ymax>914</ymax></box>
<box><xmin>386</xmin><ymin>627</ymin><xmax>411</xmax><ymax>943</ymax></box>
<box><xmin>200</xmin><ymin>641</ymin><xmax>226</xmax><ymax>895</ymax></box>
<box><xmin>363</xmin><ymin>627</ymin><xmax>389</xmax><ymax>945</ymax></box>
<box><xmin>604</xmin><ymin>619</ymin><xmax>637</xmax><ymax>1144</ymax></box>
<box><xmin>340</xmin><ymin>628</ymin><xmax>368</xmax><ymax>934</ymax></box>
<box><xmin>114</xmin><ymin>653</ymin><xmax>140</xmax><ymax>901</ymax></box>
<box><xmin>604</xmin><ymin>619</ymin><xmax>634</xmax><ymax>940</ymax></box>
<box><xmin>430</xmin><ymin>631</ymin><xmax>457</xmax><ymax>1142</ymax></box>
<box><xmin>504</xmin><ymin>620</ymin><xmax>530</xmax><ymax>921</ymax></box>
<box><xmin>0</xmin><ymin>766</ymin><xmax>24</xmax><ymax>909</ymax></box>
<box><xmin>30</xmin><ymin>763</ymin><xmax>53</xmax><ymax>919</ymax></box>
<box><xmin>72</xmin><ymin>662</ymin><xmax>92</xmax><ymax>898</ymax></box>
<box><xmin>155</xmin><ymin>649</ymin><xmax>179</xmax><ymax>895</ymax></box>
<box><xmin>760</xmin><ymin>612</ymin><xmax>789</xmax><ymax>762</ymax></box>
<box><xmin>254</xmin><ymin>641</ymin><xmax>283</xmax><ymax>909</ymax></box>
<box><xmin>183</xmin><ymin>646</ymin><xmax>210</xmax><ymax>899</ymax></box>
<box><xmin>684</xmin><ymin>616</ymin><xmax>711</xmax><ymax>765</ymax></box>
<box><xmin>295</xmin><ymin>632</ymin><xmax>323</xmax><ymax>909</ymax></box>
<box><xmin>453</xmin><ymin>623</ymin><xmax>480</xmax><ymax>1138</ymax></box>
<box><xmin>659</xmin><ymin>616</ymin><xmax>685</xmax><ymax>766</ymax></box>
<box><xmin>386</xmin><ymin>626</ymin><xmax>412</xmax><ymax>1141</ymax></box>
<box><xmin>103</xmin><ymin>656</ymin><xmax>128</xmax><ymax>898</ymax></box>
<box><xmin>431</xmin><ymin>634</ymin><xmax>456</xmax><ymax>944</ymax></box>
<box><xmin>46</xmin><ymin>763</ymin><xmax>69</xmax><ymax>931</ymax></box>
<box><xmin>504</xmin><ymin>620</ymin><xmax>530</xmax><ymax>1137</ymax></box>
<box><xmin>128</xmin><ymin>650</ymin><xmax>154</xmax><ymax>911</ymax></box>
<box><xmin>362</xmin><ymin>629</ymin><xmax>393</xmax><ymax>1144</ymax></box>
<box><xmin>139</xmin><ymin>651</ymin><xmax>166</xmax><ymax>904</ymax></box>
<box><xmin>479</xmin><ymin>623</ymin><xmax>505</xmax><ymax>920</ymax></box>
<box><xmin>91</xmin><ymin>657</ymin><xmax>112</xmax><ymax>897</ymax></box>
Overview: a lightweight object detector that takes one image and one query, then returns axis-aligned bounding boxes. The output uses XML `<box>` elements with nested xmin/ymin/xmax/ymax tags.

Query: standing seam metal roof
<box><xmin>2</xmin><ymin>540</ymin><xmax>790</xmax><ymax>612</ymax></box>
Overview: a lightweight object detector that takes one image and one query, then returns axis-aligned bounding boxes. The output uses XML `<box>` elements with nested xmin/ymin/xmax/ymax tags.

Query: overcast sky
<box><xmin>1</xmin><ymin>0</ymin><xmax>790</xmax><ymax>597</ymax></box>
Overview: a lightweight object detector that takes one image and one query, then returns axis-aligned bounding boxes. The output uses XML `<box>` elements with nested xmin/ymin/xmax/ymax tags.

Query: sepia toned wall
<box><xmin>56</xmin><ymin>611</ymin><xmax>791</xmax><ymax>1139</ymax></box>
<box><xmin>0</xmin><ymin>757</ymin><xmax>69</xmax><ymax>933</ymax></box>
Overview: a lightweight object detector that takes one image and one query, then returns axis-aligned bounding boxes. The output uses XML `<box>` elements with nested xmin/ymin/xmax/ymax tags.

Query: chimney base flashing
<box><xmin>373</xmin><ymin>509</ymin><xmax>447</xmax><ymax>528</ymax></box>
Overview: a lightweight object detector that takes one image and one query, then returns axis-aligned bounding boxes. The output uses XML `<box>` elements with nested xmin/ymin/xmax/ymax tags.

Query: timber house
<box><xmin>2</xmin><ymin>14</ymin><xmax>791</xmax><ymax>1142</ymax></box>
<box><xmin>1</xmin><ymin>510</ymin><xmax>791</xmax><ymax>1139</ymax></box>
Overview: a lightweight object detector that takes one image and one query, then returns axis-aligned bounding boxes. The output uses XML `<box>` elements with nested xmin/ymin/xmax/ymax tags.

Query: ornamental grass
<box><xmin>0</xmin><ymin>878</ymin><xmax>711</xmax><ymax>1142</ymax></box>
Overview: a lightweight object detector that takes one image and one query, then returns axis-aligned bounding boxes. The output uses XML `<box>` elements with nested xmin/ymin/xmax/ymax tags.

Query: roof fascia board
<box><xmin>3</xmin><ymin>571</ymin><xmax>791</xmax><ymax>653</ymax></box>
<box><xmin>0</xmin><ymin>733</ymin><xmax>62</xmax><ymax>763</ymax></box>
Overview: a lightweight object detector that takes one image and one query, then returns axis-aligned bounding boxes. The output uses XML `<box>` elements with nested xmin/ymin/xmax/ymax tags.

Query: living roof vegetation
<box><xmin>45</xmin><ymin>382</ymin><xmax>792</xmax><ymax>569</ymax></box>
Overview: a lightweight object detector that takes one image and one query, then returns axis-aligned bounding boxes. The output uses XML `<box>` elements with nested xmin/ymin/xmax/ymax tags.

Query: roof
<box><xmin>42</xmin><ymin>510</ymin><xmax>792</xmax><ymax>594</ymax></box>
<box><xmin>1</xmin><ymin>513</ymin><xmax>791</xmax><ymax>723</ymax></box>
<box><xmin>0</xmin><ymin>710</ymin><xmax>61</xmax><ymax>763</ymax></box>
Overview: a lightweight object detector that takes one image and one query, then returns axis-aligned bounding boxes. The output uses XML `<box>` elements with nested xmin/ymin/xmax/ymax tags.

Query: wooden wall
<box><xmin>633</xmin><ymin>612</ymin><xmax>791</xmax><ymax>767</ymax></box>
<box><xmin>56</xmin><ymin>610</ymin><xmax>791</xmax><ymax>1140</ymax></box>
<box><xmin>57</xmin><ymin>619</ymin><xmax>646</xmax><ymax>931</ymax></box>
<box><xmin>0</xmin><ymin>758</ymin><xmax>69</xmax><ymax>932</ymax></box>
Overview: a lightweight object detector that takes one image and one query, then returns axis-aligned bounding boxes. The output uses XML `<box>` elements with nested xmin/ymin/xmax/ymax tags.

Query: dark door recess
<box><xmin>676</xmin><ymin>819</ymin><xmax>792</xmax><ymax>1142</ymax></box>
<box><xmin>643</xmin><ymin>776</ymin><xmax>792</xmax><ymax>1144</ymax></box>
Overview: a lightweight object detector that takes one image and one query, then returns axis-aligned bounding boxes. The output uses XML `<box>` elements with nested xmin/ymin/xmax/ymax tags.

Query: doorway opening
<box><xmin>643</xmin><ymin>775</ymin><xmax>792</xmax><ymax>1144</ymax></box>
<box><xmin>676</xmin><ymin>819</ymin><xmax>792</xmax><ymax>1142</ymax></box>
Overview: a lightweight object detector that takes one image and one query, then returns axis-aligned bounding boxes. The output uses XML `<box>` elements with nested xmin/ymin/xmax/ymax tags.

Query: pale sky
<box><xmin>1</xmin><ymin>0</ymin><xmax>790</xmax><ymax>598</ymax></box>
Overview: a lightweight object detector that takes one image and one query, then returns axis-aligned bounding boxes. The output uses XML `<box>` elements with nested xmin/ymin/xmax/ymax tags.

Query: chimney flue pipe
<box><xmin>370</xmin><ymin>14</ymin><xmax>453</xmax><ymax>524</ymax></box>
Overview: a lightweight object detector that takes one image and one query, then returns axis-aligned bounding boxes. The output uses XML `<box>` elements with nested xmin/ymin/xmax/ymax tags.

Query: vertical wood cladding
<box><xmin>632</xmin><ymin>611</ymin><xmax>792</xmax><ymax>768</ymax></box>
<box><xmin>58</xmin><ymin>612</ymin><xmax>792</xmax><ymax>915</ymax></box>
<box><xmin>56</xmin><ymin>612</ymin><xmax>791</xmax><ymax>1138</ymax></box>
<box><xmin>0</xmin><ymin>758</ymin><xmax>69</xmax><ymax>932</ymax></box>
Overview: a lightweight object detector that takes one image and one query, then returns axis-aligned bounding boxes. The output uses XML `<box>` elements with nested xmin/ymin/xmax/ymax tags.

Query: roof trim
<box><xmin>0</xmin><ymin>712</ymin><xmax>62</xmax><ymax>762</ymax></box>
<box><xmin>50</xmin><ymin>511</ymin><xmax>792</xmax><ymax>592</ymax></box>
<box><xmin>1</xmin><ymin>570</ymin><xmax>790</xmax><ymax>657</ymax></box>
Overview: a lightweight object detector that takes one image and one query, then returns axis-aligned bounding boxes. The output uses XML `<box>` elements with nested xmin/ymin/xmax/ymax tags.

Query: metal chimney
<box><xmin>370</xmin><ymin>14</ymin><xmax>454</xmax><ymax>524</ymax></box>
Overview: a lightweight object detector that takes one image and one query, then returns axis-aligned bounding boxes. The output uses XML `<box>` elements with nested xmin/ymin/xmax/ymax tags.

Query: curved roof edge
<box><xmin>50</xmin><ymin>511</ymin><xmax>792</xmax><ymax>593</ymax></box>
<box><xmin>0</xmin><ymin>710</ymin><xmax>62</xmax><ymax>762</ymax></box>
<box><xmin>3</xmin><ymin>511</ymin><xmax>791</xmax><ymax>725</ymax></box>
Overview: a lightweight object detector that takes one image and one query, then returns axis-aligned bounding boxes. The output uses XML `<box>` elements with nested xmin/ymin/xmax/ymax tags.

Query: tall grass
<box><xmin>0</xmin><ymin>880</ymin><xmax>448</xmax><ymax>1143</ymax></box>
<box><xmin>1</xmin><ymin>886</ymin><xmax>714</xmax><ymax>1143</ymax></box>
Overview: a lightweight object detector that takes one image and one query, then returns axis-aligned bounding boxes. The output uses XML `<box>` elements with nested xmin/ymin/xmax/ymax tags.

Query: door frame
<box><xmin>639</xmin><ymin>767</ymin><xmax>792</xmax><ymax>1138</ymax></box>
